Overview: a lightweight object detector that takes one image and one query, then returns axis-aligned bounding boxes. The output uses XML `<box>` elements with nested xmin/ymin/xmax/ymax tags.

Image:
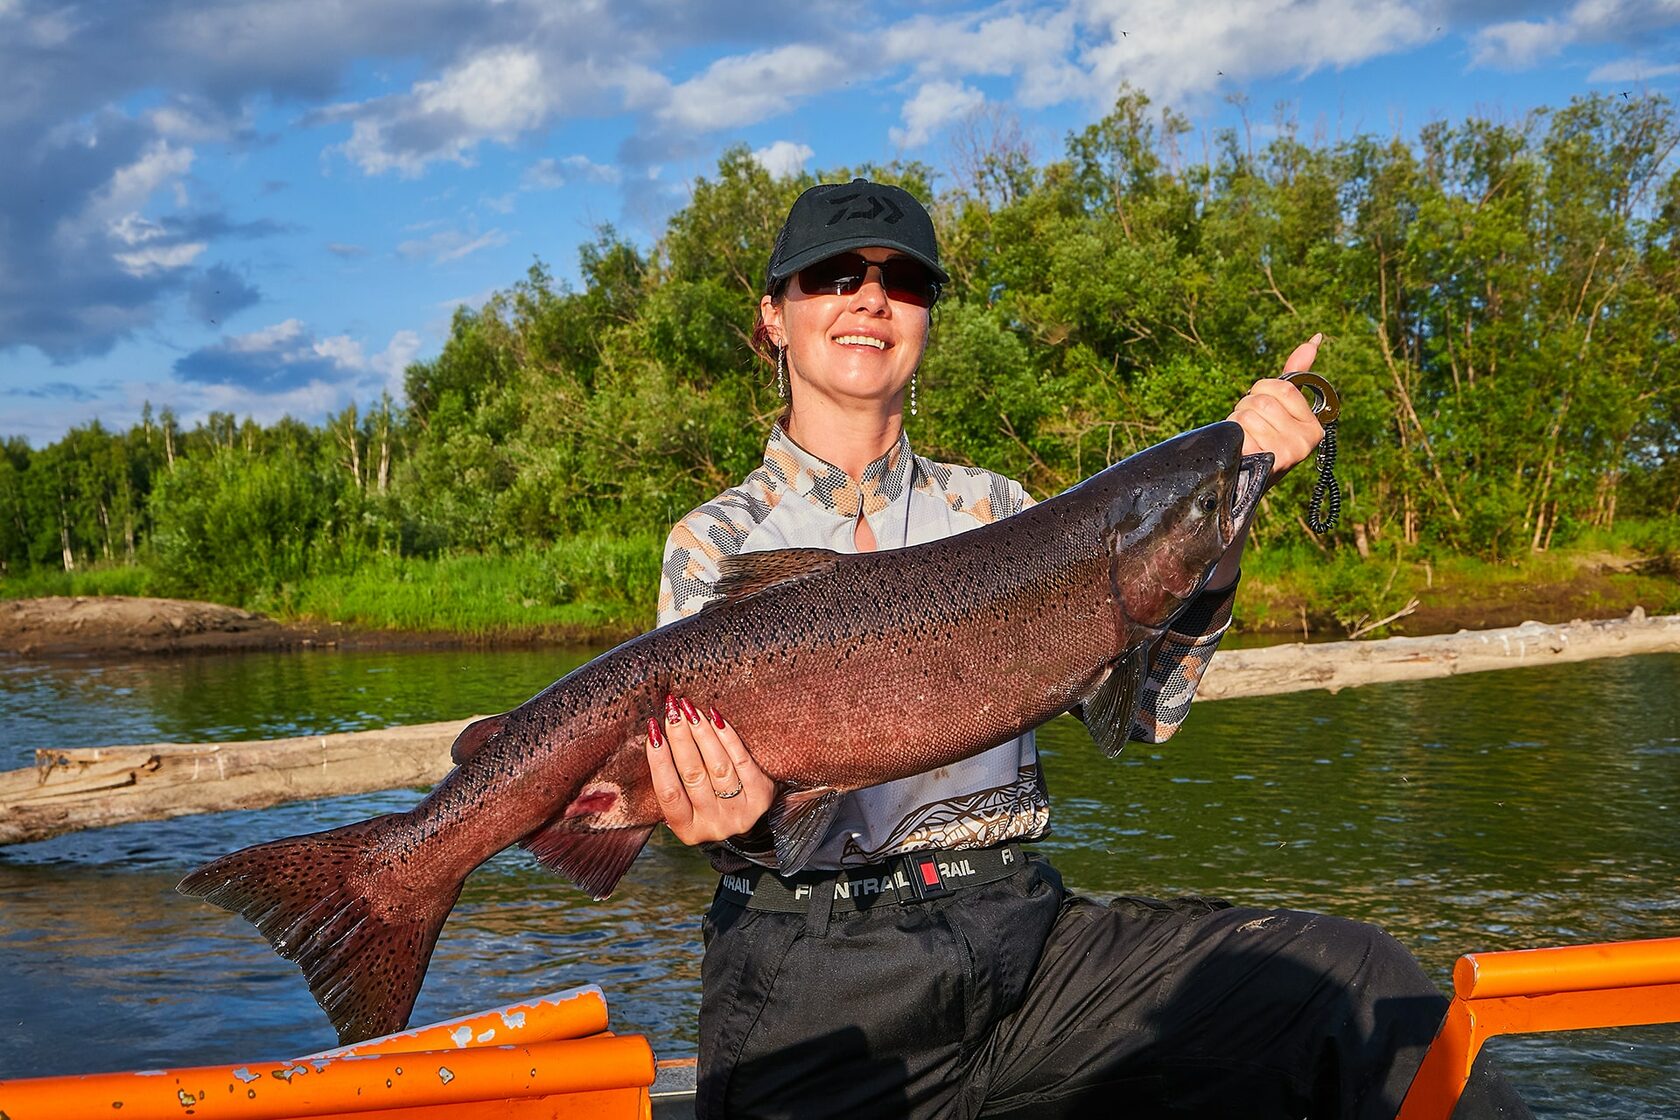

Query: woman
<box><xmin>648</xmin><ymin>180</ymin><xmax>1530</xmax><ymax>1120</ymax></box>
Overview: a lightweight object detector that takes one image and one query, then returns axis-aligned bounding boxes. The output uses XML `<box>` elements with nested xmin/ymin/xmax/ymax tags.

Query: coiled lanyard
<box><xmin>1280</xmin><ymin>371</ymin><xmax>1342</xmax><ymax>534</ymax></box>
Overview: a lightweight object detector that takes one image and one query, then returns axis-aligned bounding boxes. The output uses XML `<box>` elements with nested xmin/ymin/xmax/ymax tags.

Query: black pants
<box><xmin>697</xmin><ymin>855</ymin><xmax>1531</xmax><ymax>1119</ymax></box>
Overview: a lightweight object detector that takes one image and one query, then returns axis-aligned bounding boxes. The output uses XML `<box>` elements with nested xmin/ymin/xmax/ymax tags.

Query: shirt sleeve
<box><xmin>657</xmin><ymin>514</ymin><xmax>727</xmax><ymax>627</ymax></box>
<box><xmin>1125</xmin><ymin>577</ymin><xmax>1239</xmax><ymax>743</ymax></box>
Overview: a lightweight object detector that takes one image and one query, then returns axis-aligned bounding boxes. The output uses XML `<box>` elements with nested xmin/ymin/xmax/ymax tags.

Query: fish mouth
<box><xmin>1229</xmin><ymin>452</ymin><xmax>1273</xmax><ymax>532</ymax></box>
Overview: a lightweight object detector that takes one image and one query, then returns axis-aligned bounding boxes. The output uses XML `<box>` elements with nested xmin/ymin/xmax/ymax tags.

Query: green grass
<box><xmin>256</xmin><ymin>532</ymin><xmax>663</xmax><ymax>637</ymax></box>
<box><xmin>0</xmin><ymin>564</ymin><xmax>165</xmax><ymax>600</ymax></box>
<box><xmin>1</xmin><ymin>531</ymin><xmax>663</xmax><ymax>640</ymax></box>
<box><xmin>1236</xmin><ymin>517</ymin><xmax>1680</xmax><ymax>637</ymax></box>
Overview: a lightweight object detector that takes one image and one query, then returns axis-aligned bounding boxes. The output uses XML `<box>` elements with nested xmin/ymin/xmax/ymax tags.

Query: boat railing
<box><xmin>1397</xmin><ymin>935</ymin><xmax>1680</xmax><ymax>1119</ymax></box>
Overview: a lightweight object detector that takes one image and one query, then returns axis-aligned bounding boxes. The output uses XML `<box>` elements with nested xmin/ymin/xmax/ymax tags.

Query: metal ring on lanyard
<box><xmin>1281</xmin><ymin>370</ymin><xmax>1342</xmax><ymax>533</ymax></box>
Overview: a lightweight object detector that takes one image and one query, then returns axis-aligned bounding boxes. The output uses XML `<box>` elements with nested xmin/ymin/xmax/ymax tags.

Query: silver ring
<box><xmin>714</xmin><ymin>784</ymin><xmax>745</xmax><ymax>799</ymax></box>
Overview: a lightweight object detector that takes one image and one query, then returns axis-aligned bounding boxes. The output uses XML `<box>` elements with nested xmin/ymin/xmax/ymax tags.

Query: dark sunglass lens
<box><xmin>797</xmin><ymin>254</ymin><xmax>868</xmax><ymax>294</ymax></box>
<box><xmin>879</xmin><ymin>260</ymin><xmax>938</xmax><ymax>307</ymax></box>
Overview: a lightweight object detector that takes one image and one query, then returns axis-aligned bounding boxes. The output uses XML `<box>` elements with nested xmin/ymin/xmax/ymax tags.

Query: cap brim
<box><xmin>769</xmin><ymin>236</ymin><xmax>950</xmax><ymax>286</ymax></box>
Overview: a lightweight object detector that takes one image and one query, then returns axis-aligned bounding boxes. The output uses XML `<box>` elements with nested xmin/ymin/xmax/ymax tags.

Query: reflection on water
<box><xmin>1</xmin><ymin>647</ymin><xmax>1677</xmax><ymax>1116</ymax></box>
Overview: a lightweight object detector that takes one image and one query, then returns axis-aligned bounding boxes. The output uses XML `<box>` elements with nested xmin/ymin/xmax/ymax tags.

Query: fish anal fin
<box><xmin>522</xmin><ymin>818</ymin><xmax>655</xmax><ymax>901</ymax></box>
<box><xmin>768</xmin><ymin>786</ymin><xmax>842</xmax><ymax>875</ymax></box>
<box><xmin>1083</xmin><ymin>645</ymin><xmax>1151</xmax><ymax>758</ymax></box>
<box><xmin>715</xmin><ymin>548</ymin><xmax>844</xmax><ymax>603</ymax></box>
<box><xmin>451</xmin><ymin>713</ymin><xmax>508</xmax><ymax>764</ymax></box>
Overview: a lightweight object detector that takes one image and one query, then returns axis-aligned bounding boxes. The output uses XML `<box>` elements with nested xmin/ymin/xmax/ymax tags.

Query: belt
<box><xmin>715</xmin><ymin>843</ymin><xmax>1026</xmax><ymax>914</ymax></box>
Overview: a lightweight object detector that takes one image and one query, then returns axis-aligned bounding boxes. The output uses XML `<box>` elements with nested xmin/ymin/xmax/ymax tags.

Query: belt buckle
<box><xmin>900</xmin><ymin>852</ymin><xmax>951</xmax><ymax>901</ymax></box>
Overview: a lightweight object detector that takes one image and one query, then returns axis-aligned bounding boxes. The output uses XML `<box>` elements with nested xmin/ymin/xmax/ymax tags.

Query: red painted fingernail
<box><xmin>646</xmin><ymin>718</ymin><xmax>664</xmax><ymax>748</ymax></box>
<box><xmin>708</xmin><ymin>705</ymin><xmax>727</xmax><ymax>730</ymax></box>
<box><xmin>679</xmin><ymin>697</ymin><xmax>701</xmax><ymax>724</ymax></box>
<box><xmin>665</xmin><ymin>694</ymin><xmax>681</xmax><ymax>721</ymax></box>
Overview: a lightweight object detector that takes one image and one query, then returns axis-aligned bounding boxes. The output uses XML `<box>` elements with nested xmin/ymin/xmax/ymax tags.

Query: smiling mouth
<box><xmin>833</xmin><ymin>334</ymin><xmax>887</xmax><ymax>350</ymax></box>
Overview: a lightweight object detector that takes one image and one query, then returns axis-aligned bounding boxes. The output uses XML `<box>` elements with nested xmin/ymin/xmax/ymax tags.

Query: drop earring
<box><xmin>776</xmin><ymin>347</ymin><xmax>789</xmax><ymax>401</ymax></box>
<box><xmin>909</xmin><ymin>371</ymin><xmax>919</xmax><ymax>417</ymax></box>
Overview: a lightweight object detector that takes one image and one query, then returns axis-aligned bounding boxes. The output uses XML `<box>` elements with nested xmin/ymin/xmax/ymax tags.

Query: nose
<box><xmin>850</xmin><ymin>263</ymin><xmax>891</xmax><ymax>314</ymax></box>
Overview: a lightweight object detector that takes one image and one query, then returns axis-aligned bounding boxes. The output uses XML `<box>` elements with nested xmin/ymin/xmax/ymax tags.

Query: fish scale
<box><xmin>179</xmin><ymin>421</ymin><xmax>1272</xmax><ymax>1045</ymax></box>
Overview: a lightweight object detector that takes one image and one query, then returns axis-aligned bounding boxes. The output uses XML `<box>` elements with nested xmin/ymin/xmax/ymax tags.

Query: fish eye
<box><xmin>1198</xmin><ymin>493</ymin><xmax>1218</xmax><ymax>514</ymax></box>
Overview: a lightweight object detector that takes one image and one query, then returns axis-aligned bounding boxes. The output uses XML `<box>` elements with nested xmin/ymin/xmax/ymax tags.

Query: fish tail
<box><xmin>178</xmin><ymin>816</ymin><xmax>461</xmax><ymax>1045</ymax></box>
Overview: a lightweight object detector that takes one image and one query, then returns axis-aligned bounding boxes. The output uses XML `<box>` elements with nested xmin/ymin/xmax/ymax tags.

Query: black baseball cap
<box><xmin>764</xmin><ymin>178</ymin><xmax>949</xmax><ymax>293</ymax></box>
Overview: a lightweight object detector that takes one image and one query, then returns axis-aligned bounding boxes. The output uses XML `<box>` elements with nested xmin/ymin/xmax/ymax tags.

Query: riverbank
<box><xmin>0</xmin><ymin>596</ymin><xmax>631</xmax><ymax>658</ymax></box>
<box><xmin>3</xmin><ymin>540</ymin><xmax>1676</xmax><ymax>657</ymax></box>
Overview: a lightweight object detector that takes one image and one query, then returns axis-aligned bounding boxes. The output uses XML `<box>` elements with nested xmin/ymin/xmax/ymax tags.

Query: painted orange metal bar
<box><xmin>1453</xmin><ymin>937</ymin><xmax>1680</xmax><ymax>999</ymax></box>
<box><xmin>0</xmin><ymin>1033</ymin><xmax>655</xmax><ymax>1120</ymax></box>
<box><xmin>1397</xmin><ymin>937</ymin><xmax>1680</xmax><ymax>1120</ymax></box>
<box><xmin>304</xmin><ymin>985</ymin><xmax>611</xmax><ymax>1058</ymax></box>
<box><xmin>305</xmin><ymin>1086</ymin><xmax>651</xmax><ymax>1120</ymax></box>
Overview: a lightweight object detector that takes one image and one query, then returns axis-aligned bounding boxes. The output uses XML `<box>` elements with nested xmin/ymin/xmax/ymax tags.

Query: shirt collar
<box><xmin>762</xmin><ymin>422</ymin><xmax>916</xmax><ymax>519</ymax></box>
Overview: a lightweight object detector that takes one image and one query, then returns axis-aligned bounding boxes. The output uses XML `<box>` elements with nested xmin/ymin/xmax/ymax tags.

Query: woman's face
<box><xmin>760</xmin><ymin>246</ymin><xmax>931</xmax><ymax>413</ymax></box>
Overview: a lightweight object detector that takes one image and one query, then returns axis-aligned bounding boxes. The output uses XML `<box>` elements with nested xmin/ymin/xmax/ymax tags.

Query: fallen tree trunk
<box><xmin>2</xmin><ymin>613</ymin><xmax>1676</xmax><ymax>847</ymax></box>
<box><xmin>1196</xmin><ymin>610</ymin><xmax>1680</xmax><ymax>700</ymax></box>
<box><xmin>0</xmin><ymin>719</ymin><xmax>477</xmax><ymax>846</ymax></box>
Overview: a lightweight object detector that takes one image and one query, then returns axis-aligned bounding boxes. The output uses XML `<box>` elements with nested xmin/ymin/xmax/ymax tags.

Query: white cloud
<box><xmin>371</xmin><ymin>329</ymin><xmax>422</xmax><ymax>390</ymax></box>
<box><xmin>658</xmin><ymin>44</ymin><xmax>850</xmax><ymax>132</ymax></box>
<box><xmin>1587</xmin><ymin>57</ymin><xmax>1680</xmax><ymax>80</ymax></box>
<box><xmin>1471</xmin><ymin>0</ymin><xmax>1680</xmax><ymax>71</ymax></box>
<box><xmin>315</xmin><ymin>327</ymin><xmax>421</xmax><ymax>390</ymax></box>
<box><xmin>751</xmin><ymin>140</ymin><xmax>814</xmax><ymax>178</ymax></box>
<box><xmin>891</xmin><ymin>81</ymin><xmax>986</xmax><ymax>148</ymax></box>
<box><xmin>114</xmin><ymin>240</ymin><xmax>207</xmax><ymax>275</ymax></box>
<box><xmin>884</xmin><ymin>9</ymin><xmax>1083</xmax><ymax>108</ymax></box>
<box><xmin>334</xmin><ymin>47</ymin><xmax>556</xmax><ymax>176</ymax></box>
<box><xmin>521</xmin><ymin>154</ymin><xmax>623</xmax><ymax>190</ymax></box>
<box><xmin>174</xmin><ymin>318</ymin><xmax>424</xmax><ymax>397</ymax></box>
<box><xmin>1073</xmin><ymin>0</ymin><xmax>1437</xmax><ymax>110</ymax></box>
<box><xmin>99</xmin><ymin>141</ymin><xmax>196</xmax><ymax>215</ymax></box>
<box><xmin>229</xmin><ymin>318</ymin><xmax>309</xmax><ymax>352</ymax></box>
<box><xmin>312</xmin><ymin>333</ymin><xmax>366</xmax><ymax>368</ymax></box>
<box><xmin>396</xmin><ymin>227</ymin><xmax>509</xmax><ymax>264</ymax></box>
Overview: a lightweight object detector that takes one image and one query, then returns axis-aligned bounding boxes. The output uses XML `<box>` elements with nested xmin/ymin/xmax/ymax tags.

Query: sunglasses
<box><xmin>793</xmin><ymin>253</ymin><xmax>941</xmax><ymax>308</ymax></box>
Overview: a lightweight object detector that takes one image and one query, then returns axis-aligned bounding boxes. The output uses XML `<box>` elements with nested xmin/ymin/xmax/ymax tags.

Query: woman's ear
<box><xmin>759</xmin><ymin>294</ymin><xmax>786</xmax><ymax>348</ymax></box>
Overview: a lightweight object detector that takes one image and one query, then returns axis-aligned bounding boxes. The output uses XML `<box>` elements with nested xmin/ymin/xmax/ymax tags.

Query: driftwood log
<box><xmin>2</xmin><ymin>612</ymin><xmax>1676</xmax><ymax>847</ymax></box>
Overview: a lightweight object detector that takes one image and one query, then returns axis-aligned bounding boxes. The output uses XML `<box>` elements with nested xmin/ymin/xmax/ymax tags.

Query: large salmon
<box><xmin>180</xmin><ymin>421</ymin><xmax>1272</xmax><ymax>1043</ymax></box>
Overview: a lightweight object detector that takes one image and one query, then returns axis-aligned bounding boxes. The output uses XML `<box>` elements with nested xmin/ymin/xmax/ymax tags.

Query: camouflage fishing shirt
<box><xmin>658</xmin><ymin>423</ymin><xmax>1236</xmax><ymax>871</ymax></box>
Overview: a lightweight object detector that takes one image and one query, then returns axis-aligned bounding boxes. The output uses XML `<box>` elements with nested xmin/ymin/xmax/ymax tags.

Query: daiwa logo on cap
<box><xmin>824</xmin><ymin>189</ymin><xmax>906</xmax><ymax>226</ymax></box>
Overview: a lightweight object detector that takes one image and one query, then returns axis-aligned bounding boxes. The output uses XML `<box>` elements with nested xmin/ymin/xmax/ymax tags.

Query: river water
<box><xmin>1</xmin><ymin>646</ymin><xmax>1676</xmax><ymax>1115</ymax></box>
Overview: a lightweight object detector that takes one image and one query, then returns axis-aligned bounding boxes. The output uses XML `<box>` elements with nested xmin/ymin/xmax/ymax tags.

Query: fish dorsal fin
<box><xmin>768</xmin><ymin>785</ymin><xmax>842</xmax><ymax>874</ymax></box>
<box><xmin>521</xmin><ymin>818</ymin><xmax>656</xmax><ymax>900</ymax></box>
<box><xmin>715</xmin><ymin>548</ymin><xmax>844</xmax><ymax>603</ymax></box>
<box><xmin>1082</xmin><ymin>644</ymin><xmax>1151</xmax><ymax>758</ymax></box>
<box><xmin>451</xmin><ymin>713</ymin><xmax>508</xmax><ymax>764</ymax></box>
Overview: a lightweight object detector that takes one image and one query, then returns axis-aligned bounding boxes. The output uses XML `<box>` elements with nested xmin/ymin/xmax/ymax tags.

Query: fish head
<box><xmin>1103</xmin><ymin>421</ymin><xmax>1272</xmax><ymax>627</ymax></box>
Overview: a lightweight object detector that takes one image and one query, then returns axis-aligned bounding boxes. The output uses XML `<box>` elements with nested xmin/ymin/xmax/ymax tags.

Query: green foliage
<box><xmin>148</xmin><ymin>450</ymin><xmax>361</xmax><ymax>597</ymax></box>
<box><xmin>254</xmin><ymin>533</ymin><xmax>661</xmax><ymax>635</ymax></box>
<box><xmin>4</xmin><ymin>92</ymin><xmax>1676</xmax><ymax>635</ymax></box>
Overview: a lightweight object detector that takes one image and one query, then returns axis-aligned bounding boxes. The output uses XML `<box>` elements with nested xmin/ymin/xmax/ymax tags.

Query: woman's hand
<box><xmin>1207</xmin><ymin>333</ymin><xmax>1330</xmax><ymax>589</ymax></box>
<box><xmin>646</xmin><ymin>695</ymin><xmax>776</xmax><ymax>846</ymax></box>
<box><xmin>1227</xmin><ymin>332</ymin><xmax>1327</xmax><ymax>480</ymax></box>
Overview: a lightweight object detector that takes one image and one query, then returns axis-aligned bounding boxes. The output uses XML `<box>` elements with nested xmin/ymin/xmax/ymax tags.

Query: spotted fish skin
<box><xmin>179</xmin><ymin>421</ymin><xmax>1270</xmax><ymax>1045</ymax></box>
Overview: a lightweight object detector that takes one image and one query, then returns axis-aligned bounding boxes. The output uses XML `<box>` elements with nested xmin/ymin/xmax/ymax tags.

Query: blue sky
<box><xmin>3</xmin><ymin>0</ymin><xmax>1678</xmax><ymax>446</ymax></box>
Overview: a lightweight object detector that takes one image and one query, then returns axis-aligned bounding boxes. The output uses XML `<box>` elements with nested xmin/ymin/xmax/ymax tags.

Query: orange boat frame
<box><xmin>5</xmin><ymin>938</ymin><xmax>1677</xmax><ymax>1119</ymax></box>
<box><xmin>1399</xmin><ymin>936</ymin><xmax>1680</xmax><ymax>1119</ymax></box>
<box><xmin>0</xmin><ymin>985</ymin><xmax>663</xmax><ymax>1120</ymax></box>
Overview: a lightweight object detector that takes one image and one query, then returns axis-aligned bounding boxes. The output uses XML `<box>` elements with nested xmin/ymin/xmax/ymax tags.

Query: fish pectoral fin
<box><xmin>713</xmin><ymin>548</ymin><xmax>845</xmax><ymax>603</ymax></box>
<box><xmin>768</xmin><ymin>786</ymin><xmax>842</xmax><ymax>875</ymax></box>
<box><xmin>451</xmin><ymin>712</ymin><xmax>509</xmax><ymax>764</ymax></box>
<box><xmin>1082</xmin><ymin>645</ymin><xmax>1151</xmax><ymax>758</ymax></box>
<box><xmin>522</xmin><ymin>819</ymin><xmax>656</xmax><ymax>901</ymax></box>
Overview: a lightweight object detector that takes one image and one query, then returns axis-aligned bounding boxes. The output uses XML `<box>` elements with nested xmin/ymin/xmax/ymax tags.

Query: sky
<box><xmin>3</xmin><ymin>0</ymin><xmax>1678</xmax><ymax>447</ymax></box>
